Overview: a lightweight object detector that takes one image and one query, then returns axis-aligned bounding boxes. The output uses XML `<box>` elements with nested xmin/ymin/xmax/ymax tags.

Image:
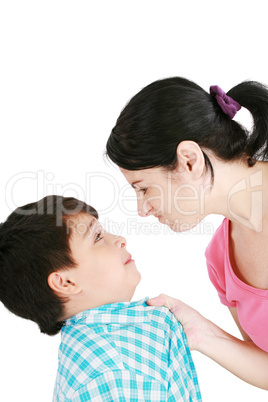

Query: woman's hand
<box><xmin>147</xmin><ymin>294</ymin><xmax>209</xmax><ymax>351</ymax></box>
<box><xmin>147</xmin><ymin>294</ymin><xmax>268</xmax><ymax>389</ymax></box>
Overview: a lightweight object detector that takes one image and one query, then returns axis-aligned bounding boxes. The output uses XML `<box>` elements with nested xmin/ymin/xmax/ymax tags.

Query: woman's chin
<box><xmin>160</xmin><ymin>218</ymin><xmax>181</xmax><ymax>232</ymax></box>
<box><xmin>163</xmin><ymin>218</ymin><xmax>201</xmax><ymax>233</ymax></box>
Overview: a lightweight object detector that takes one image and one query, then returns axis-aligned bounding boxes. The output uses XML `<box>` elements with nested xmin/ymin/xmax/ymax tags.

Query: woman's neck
<box><xmin>209</xmin><ymin>158</ymin><xmax>268</xmax><ymax>232</ymax></box>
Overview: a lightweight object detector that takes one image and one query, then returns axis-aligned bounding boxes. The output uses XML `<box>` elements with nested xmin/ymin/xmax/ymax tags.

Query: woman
<box><xmin>106</xmin><ymin>77</ymin><xmax>268</xmax><ymax>389</ymax></box>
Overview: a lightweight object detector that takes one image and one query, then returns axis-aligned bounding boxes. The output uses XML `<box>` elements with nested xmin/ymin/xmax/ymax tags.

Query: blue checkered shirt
<box><xmin>53</xmin><ymin>298</ymin><xmax>202</xmax><ymax>401</ymax></box>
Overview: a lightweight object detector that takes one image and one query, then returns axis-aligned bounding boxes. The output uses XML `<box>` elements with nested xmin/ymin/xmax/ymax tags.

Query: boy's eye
<box><xmin>95</xmin><ymin>232</ymin><xmax>103</xmax><ymax>242</ymax></box>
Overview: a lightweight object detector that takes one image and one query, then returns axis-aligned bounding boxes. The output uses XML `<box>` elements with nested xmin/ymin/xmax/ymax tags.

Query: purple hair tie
<box><xmin>210</xmin><ymin>85</ymin><xmax>241</xmax><ymax>119</ymax></box>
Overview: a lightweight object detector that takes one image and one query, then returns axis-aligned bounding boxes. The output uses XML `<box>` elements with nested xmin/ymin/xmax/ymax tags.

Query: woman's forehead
<box><xmin>120</xmin><ymin>167</ymin><xmax>165</xmax><ymax>185</ymax></box>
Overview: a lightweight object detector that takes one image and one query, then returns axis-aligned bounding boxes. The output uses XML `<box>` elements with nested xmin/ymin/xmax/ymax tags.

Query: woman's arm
<box><xmin>147</xmin><ymin>294</ymin><xmax>268</xmax><ymax>390</ymax></box>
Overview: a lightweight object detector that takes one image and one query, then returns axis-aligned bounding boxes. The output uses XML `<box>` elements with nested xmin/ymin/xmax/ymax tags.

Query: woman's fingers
<box><xmin>147</xmin><ymin>293</ymin><xmax>200</xmax><ymax>325</ymax></box>
<box><xmin>146</xmin><ymin>293</ymin><xmax>182</xmax><ymax>310</ymax></box>
<box><xmin>147</xmin><ymin>293</ymin><xmax>207</xmax><ymax>350</ymax></box>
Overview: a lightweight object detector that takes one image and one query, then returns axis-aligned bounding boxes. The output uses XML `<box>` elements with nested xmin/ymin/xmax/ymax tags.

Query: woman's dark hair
<box><xmin>0</xmin><ymin>196</ymin><xmax>98</xmax><ymax>336</ymax></box>
<box><xmin>106</xmin><ymin>77</ymin><xmax>268</xmax><ymax>177</ymax></box>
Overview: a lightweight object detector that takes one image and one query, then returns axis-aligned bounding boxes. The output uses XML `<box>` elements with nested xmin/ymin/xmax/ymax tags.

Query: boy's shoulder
<box><xmin>55</xmin><ymin>299</ymin><xmax>188</xmax><ymax>399</ymax></box>
<box><xmin>145</xmin><ymin>303</ymin><xmax>180</xmax><ymax>328</ymax></box>
<box><xmin>61</xmin><ymin>297</ymin><xmax>182</xmax><ymax>345</ymax></box>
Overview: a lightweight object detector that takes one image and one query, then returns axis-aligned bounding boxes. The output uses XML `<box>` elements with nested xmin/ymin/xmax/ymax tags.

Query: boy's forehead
<box><xmin>68</xmin><ymin>213</ymin><xmax>99</xmax><ymax>238</ymax></box>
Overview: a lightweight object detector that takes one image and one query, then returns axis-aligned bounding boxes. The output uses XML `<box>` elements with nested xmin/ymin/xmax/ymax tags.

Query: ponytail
<box><xmin>228</xmin><ymin>81</ymin><xmax>268</xmax><ymax>163</ymax></box>
<box><xmin>106</xmin><ymin>77</ymin><xmax>268</xmax><ymax>173</ymax></box>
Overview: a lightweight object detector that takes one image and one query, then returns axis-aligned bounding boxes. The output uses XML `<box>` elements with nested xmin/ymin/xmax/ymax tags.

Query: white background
<box><xmin>0</xmin><ymin>1</ymin><xmax>267</xmax><ymax>400</ymax></box>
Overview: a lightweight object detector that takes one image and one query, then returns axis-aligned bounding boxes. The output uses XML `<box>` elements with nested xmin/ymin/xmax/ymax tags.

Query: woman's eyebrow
<box><xmin>131</xmin><ymin>180</ymin><xmax>143</xmax><ymax>188</ymax></box>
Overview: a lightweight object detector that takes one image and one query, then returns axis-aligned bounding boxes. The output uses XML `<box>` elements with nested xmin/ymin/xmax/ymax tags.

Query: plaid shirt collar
<box><xmin>64</xmin><ymin>297</ymin><xmax>151</xmax><ymax>326</ymax></box>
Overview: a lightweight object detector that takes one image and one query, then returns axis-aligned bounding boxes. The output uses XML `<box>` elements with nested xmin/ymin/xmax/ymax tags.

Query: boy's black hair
<box><xmin>106</xmin><ymin>77</ymin><xmax>268</xmax><ymax>178</ymax></box>
<box><xmin>0</xmin><ymin>196</ymin><xmax>98</xmax><ymax>336</ymax></box>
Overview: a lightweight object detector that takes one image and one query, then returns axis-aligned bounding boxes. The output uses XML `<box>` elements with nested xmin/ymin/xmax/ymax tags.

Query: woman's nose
<box><xmin>137</xmin><ymin>198</ymin><xmax>153</xmax><ymax>217</ymax></box>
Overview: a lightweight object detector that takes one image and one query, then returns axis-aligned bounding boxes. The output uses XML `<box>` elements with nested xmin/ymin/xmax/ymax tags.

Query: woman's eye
<box><xmin>138</xmin><ymin>187</ymin><xmax>148</xmax><ymax>195</ymax></box>
<box><xmin>95</xmin><ymin>232</ymin><xmax>103</xmax><ymax>242</ymax></box>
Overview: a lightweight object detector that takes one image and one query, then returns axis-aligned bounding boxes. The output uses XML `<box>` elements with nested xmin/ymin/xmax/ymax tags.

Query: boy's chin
<box><xmin>136</xmin><ymin>271</ymin><xmax>142</xmax><ymax>285</ymax></box>
<box><xmin>130</xmin><ymin>274</ymin><xmax>142</xmax><ymax>298</ymax></box>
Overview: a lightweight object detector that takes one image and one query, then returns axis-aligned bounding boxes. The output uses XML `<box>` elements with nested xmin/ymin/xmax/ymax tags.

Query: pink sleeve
<box><xmin>206</xmin><ymin>261</ymin><xmax>236</xmax><ymax>307</ymax></box>
<box><xmin>205</xmin><ymin>219</ymin><xmax>236</xmax><ymax>308</ymax></box>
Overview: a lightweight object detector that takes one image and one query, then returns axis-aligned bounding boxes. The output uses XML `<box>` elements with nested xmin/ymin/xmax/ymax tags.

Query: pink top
<box><xmin>205</xmin><ymin>218</ymin><xmax>268</xmax><ymax>352</ymax></box>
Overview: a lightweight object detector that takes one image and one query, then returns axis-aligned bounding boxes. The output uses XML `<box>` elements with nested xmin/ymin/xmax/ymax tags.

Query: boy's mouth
<box><xmin>124</xmin><ymin>255</ymin><xmax>134</xmax><ymax>265</ymax></box>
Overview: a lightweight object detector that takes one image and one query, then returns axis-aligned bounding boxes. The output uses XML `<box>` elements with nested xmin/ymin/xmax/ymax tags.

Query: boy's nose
<box><xmin>114</xmin><ymin>235</ymin><xmax>126</xmax><ymax>248</ymax></box>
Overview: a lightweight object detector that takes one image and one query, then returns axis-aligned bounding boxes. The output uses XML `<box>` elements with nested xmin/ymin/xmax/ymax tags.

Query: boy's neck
<box><xmin>62</xmin><ymin>296</ymin><xmax>133</xmax><ymax>320</ymax></box>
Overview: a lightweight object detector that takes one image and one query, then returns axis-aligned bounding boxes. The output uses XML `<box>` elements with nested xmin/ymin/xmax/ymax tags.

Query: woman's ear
<box><xmin>176</xmin><ymin>141</ymin><xmax>205</xmax><ymax>178</ymax></box>
<box><xmin>47</xmin><ymin>271</ymin><xmax>81</xmax><ymax>296</ymax></box>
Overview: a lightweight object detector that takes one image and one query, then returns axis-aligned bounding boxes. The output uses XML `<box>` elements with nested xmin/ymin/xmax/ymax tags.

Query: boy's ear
<box><xmin>176</xmin><ymin>140</ymin><xmax>205</xmax><ymax>178</ymax></box>
<box><xmin>47</xmin><ymin>271</ymin><xmax>81</xmax><ymax>296</ymax></box>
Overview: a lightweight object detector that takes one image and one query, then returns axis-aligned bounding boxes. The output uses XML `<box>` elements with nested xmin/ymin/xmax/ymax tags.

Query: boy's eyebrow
<box><xmin>131</xmin><ymin>180</ymin><xmax>143</xmax><ymax>189</ymax></box>
<box><xmin>83</xmin><ymin>218</ymin><xmax>97</xmax><ymax>239</ymax></box>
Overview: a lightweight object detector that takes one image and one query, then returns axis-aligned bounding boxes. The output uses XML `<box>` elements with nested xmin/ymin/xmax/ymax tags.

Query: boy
<box><xmin>0</xmin><ymin>195</ymin><xmax>201</xmax><ymax>401</ymax></box>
